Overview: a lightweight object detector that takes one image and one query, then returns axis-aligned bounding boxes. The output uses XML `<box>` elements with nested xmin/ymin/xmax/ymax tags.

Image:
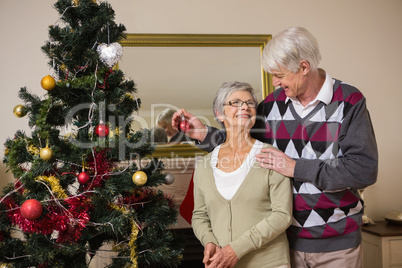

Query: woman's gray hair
<box><xmin>262</xmin><ymin>27</ymin><xmax>321</xmax><ymax>73</ymax></box>
<box><xmin>213</xmin><ymin>81</ymin><xmax>258</xmax><ymax>128</ymax></box>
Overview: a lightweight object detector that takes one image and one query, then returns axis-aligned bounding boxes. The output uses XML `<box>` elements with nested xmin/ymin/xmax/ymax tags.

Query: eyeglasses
<box><xmin>224</xmin><ymin>100</ymin><xmax>257</xmax><ymax>108</ymax></box>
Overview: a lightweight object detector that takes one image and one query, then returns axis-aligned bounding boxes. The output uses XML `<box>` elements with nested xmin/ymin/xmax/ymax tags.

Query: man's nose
<box><xmin>272</xmin><ymin>77</ymin><xmax>281</xmax><ymax>87</ymax></box>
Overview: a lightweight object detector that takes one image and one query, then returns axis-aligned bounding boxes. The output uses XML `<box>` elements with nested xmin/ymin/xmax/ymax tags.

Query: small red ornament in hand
<box><xmin>78</xmin><ymin>171</ymin><xmax>91</xmax><ymax>184</ymax></box>
<box><xmin>20</xmin><ymin>199</ymin><xmax>43</xmax><ymax>221</ymax></box>
<box><xmin>95</xmin><ymin>123</ymin><xmax>109</xmax><ymax>137</ymax></box>
<box><xmin>179</xmin><ymin>118</ymin><xmax>191</xmax><ymax>133</ymax></box>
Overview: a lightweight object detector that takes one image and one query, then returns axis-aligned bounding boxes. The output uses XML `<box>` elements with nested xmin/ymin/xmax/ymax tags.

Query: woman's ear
<box><xmin>215</xmin><ymin>110</ymin><xmax>225</xmax><ymax>123</ymax></box>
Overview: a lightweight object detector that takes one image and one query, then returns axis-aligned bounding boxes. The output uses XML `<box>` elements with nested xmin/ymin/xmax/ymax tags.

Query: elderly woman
<box><xmin>185</xmin><ymin>82</ymin><xmax>292</xmax><ymax>268</ymax></box>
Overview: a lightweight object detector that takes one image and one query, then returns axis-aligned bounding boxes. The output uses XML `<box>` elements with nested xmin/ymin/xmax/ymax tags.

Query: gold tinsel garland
<box><xmin>110</xmin><ymin>203</ymin><xmax>139</xmax><ymax>268</ymax></box>
<box><xmin>35</xmin><ymin>175</ymin><xmax>68</xmax><ymax>199</ymax></box>
<box><xmin>28</xmin><ymin>144</ymin><xmax>40</xmax><ymax>155</ymax></box>
<box><xmin>26</xmin><ymin>141</ymin><xmax>140</xmax><ymax>267</ymax></box>
<box><xmin>128</xmin><ymin>221</ymin><xmax>139</xmax><ymax>268</ymax></box>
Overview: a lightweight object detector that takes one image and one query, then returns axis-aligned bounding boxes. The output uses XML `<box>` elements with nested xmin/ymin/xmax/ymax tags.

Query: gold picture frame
<box><xmin>120</xmin><ymin>33</ymin><xmax>273</xmax><ymax>158</ymax></box>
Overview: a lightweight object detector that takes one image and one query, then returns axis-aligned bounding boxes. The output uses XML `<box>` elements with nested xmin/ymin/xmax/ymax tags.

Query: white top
<box><xmin>211</xmin><ymin>140</ymin><xmax>263</xmax><ymax>200</ymax></box>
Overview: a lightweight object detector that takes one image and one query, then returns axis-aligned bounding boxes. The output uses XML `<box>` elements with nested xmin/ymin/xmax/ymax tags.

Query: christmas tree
<box><xmin>0</xmin><ymin>0</ymin><xmax>184</xmax><ymax>267</ymax></box>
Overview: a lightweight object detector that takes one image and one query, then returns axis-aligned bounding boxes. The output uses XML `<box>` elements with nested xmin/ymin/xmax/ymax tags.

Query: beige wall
<box><xmin>1</xmin><ymin>0</ymin><xmax>401</xmax><ymax>221</ymax></box>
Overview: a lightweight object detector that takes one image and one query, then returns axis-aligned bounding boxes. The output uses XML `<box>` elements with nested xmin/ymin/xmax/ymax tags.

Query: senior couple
<box><xmin>171</xmin><ymin>27</ymin><xmax>378</xmax><ymax>268</ymax></box>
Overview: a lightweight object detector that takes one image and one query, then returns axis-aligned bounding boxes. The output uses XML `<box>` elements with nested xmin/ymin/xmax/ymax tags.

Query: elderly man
<box><xmin>173</xmin><ymin>27</ymin><xmax>378</xmax><ymax>268</ymax></box>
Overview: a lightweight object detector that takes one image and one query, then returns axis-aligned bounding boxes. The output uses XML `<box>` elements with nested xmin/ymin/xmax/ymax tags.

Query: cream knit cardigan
<box><xmin>192</xmin><ymin>143</ymin><xmax>293</xmax><ymax>267</ymax></box>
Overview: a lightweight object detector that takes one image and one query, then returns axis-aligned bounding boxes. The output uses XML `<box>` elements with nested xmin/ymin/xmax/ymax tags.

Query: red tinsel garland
<box><xmin>5</xmin><ymin>194</ymin><xmax>91</xmax><ymax>243</ymax></box>
<box><xmin>119</xmin><ymin>188</ymin><xmax>155</xmax><ymax>209</ymax></box>
<box><xmin>3</xmin><ymin>149</ymin><xmax>116</xmax><ymax>243</ymax></box>
<box><xmin>118</xmin><ymin>188</ymin><xmax>174</xmax><ymax>210</ymax></box>
<box><xmin>15</xmin><ymin>181</ymin><xmax>24</xmax><ymax>194</ymax></box>
<box><xmin>84</xmin><ymin>148</ymin><xmax>115</xmax><ymax>190</ymax></box>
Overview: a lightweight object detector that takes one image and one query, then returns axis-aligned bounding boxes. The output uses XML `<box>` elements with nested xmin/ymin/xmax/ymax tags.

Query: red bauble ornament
<box><xmin>78</xmin><ymin>171</ymin><xmax>91</xmax><ymax>184</ymax></box>
<box><xmin>95</xmin><ymin>123</ymin><xmax>109</xmax><ymax>137</ymax></box>
<box><xmin>20</xmin><ymin>199</ymin><xmax>43</xmax><ymax>221</ymax></box>
<box><xmin>179</xmin><ymin>119</ymin><xmax>191</xmax><ymax>133</ymax></box>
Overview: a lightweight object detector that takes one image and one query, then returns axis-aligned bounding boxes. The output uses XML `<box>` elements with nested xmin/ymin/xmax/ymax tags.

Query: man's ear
<box><xmin>300</xmin><ymin>60</ymin><xmax>310</xmax><ymax>75</ymax></box>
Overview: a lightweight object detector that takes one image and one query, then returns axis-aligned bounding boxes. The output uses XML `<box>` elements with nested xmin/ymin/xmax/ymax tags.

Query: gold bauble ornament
<box><xmin>0</xmin><ymin>263</ymin><xmax>11</xmax><ymax>268</ymax></box>
<box><xmin>41</xmin><ymin>75</ymin><xmax>56</xmax><ymax>91</ymax></box>
<box><xmin>40</xmin><ymin>147</ymin><xmax>53</xmax><ymax>161</ymax></box>
<box><xmin>132</xmin><ymin>171</ymin><xmax>147</xmax><ymax>186</ymax></box>
<box><xmin>13</xmin><ymin>104</ymin><xmax>27</xmax><ymax>118</ymax></box>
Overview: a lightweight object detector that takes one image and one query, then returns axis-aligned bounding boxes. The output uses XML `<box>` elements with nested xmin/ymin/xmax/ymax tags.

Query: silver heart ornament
<box><xmin>97</xmin><ymin>42</ymin><xmax>123</xmax><ymax>68</ymax></box>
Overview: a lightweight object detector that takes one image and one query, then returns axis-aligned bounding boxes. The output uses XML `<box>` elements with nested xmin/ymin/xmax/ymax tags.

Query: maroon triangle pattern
<box><xmin>332</xmin><ymin>84</ymin><xmax>344</xmax><ymax>102</ymax></box>
<box><xmin>276</xmin><ymin>90</ymin><xmax>287</xmax><ymax>101</ymax></box>
<box><xmin>322</xmin><ymin>224</ymin><xmax>340</xmax><ymax>238</ymax></box>
<box><xmin>344</xmin><ymin>92</ymin><xmax>363</xmax><ymax>105</ymax></box>
<box><xmin>298</xmin><ymin>228</ymin><xmax>314</xmax><ymax>238</ymax></box>
<box><xmin>292</xmin><ymin>214</ymin><xmax>362</xmax><ymax>239</ymax></box>
<box><xmin>292</xmin><ymin>124</ymin><xmax>309</xmax><ymax>140</ymax></box>
<box><xmin>294</xmin><ymin>195</ymin><xmax>312</xmax><ymax>211</ymax></box>
<box><xmin>310</xmin><ymin>122</ymin><xmax>334</xmax><ymax>142</ymax></box>
<box><xmin>264</xmin><ymin>92</ymin><xmax>275</xmax><ymax>103</ymax></box>
<box><xmin>314</xmin><ymin>194</ymin><xmax>339</xmax><ymax>209</ymax></box>
<box><xmin>343</xmin><ymin>217</ymin><xmax>359</xmax><ymax>235</ymax></box>
<box><xmin>276</xmin><ymin>122</ymin><xmax>291</xmax><ymax>139</ymax></box>
<box><xmin>340</xmin><ymin>190</ymin><xmax>360</xmax><ymax>207</ymax></box>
